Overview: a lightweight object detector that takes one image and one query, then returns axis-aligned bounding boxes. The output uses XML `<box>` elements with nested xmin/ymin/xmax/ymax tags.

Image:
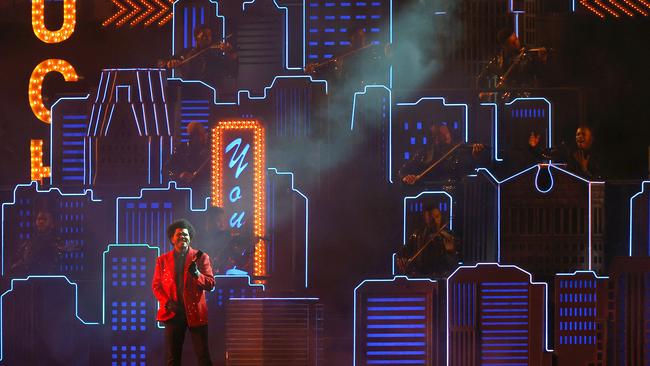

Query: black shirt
<box><xmin>173</xmin><ymin>247</ymin><xmax>188</xmax><ymax>311</ymax></box>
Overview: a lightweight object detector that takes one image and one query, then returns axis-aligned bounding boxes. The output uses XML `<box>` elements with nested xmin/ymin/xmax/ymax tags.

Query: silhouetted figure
<box><xmin>10</xmin><ymin>210</ymin><xmax>65</xmax><ymax>276</ymax></box>
<box><xmin>396</xmin><ymin>206</ymin><xmax>459</xmax><ymax>277</ymax></box>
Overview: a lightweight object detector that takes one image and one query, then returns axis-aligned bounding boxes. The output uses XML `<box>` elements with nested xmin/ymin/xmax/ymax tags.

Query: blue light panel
<box><xmin>479</xmin><ymin>282</ymin><xmax>530</xmax><ymax>363</ymax></box>
<box><xmin>305</xmin><ymin>0</ymin><xmax>390</xmax><ymax>63</ymax></box>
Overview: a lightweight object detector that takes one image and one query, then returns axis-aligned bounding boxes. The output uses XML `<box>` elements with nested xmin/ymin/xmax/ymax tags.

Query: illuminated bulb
<box><xmin>32</xmin><ymin>0</ymin><xmax>76</xmax><ymax>43</ymax></box>
<box><xmin>29</xmin><ymin>59</ymin><xmax>79</xmax><ymax>123</ymax></box>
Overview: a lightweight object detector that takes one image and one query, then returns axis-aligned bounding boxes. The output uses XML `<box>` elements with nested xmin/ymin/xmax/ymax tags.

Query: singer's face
<box><xmin>576</xmin><ymin>127</ymin><xmax>593</xmax><ymax>150</ymax></box>
<box><xmin>171</xmin><ymin>228</ymin><xmax>191</xmax><ymax>252</ymax></box>
<box><xmin>507</xmin><ymin>33</ymin><xmax>520</xmax><ymax>50</ymax></box>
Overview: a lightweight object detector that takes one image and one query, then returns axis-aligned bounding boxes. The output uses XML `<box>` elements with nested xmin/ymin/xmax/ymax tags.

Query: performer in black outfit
<box><xmin>565</xmin><ymin>125</ymin><xmax>602</xmax><ymax>179</ymax></box>
<box><xmin>396</xmin><ymin>206</ymin><xmax>459</xmax><ymax>277</ymax></box>
<box><xmin>399</xmin><ymin>124</ymin><xmax>485</xmax><ymax>185</ymax></box>
<box><xmin>165</xmin><ymin>122</ymin><xmax>210</xmax><ymax>185</ymax></box>
<box><xmin>526</xmin><ymin>125</ymin><xmax>602</xmax><ymax>179</ymax></box>
<box><xmin>10</xmin><ymin>210</ymin><xmax>65</xmax><ymax>276</ymax></box>
<box><xmin>477</xmin><ymin>28</ymin><xmax>548</xmax><ymax>90</ymax></box>
<box><xmin>163</xmin><ymin>25</ymin><xmax>237</xmax><ymax>89</ymax></box>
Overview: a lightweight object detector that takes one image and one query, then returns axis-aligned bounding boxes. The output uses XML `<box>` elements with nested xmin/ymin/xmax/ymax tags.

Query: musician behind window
<box><xmin>476</xmin><ymin>28</ymin><xmax>548</xmax><ymax>90</ymax></box>
<box><xmin>165</xmin><ymin>122</ymin><xmax>210</xmax><ymax>189</ymax></box>
<box><xmin>161</xmin><ymin>25</ymin><xmax>237</xmax><ymax>89</ymax></box>
<box><xmin>396</xmin><ymin>206</ymin><xmax>459</xmax><ymax>277</ymax></box>
<box><xmin>399</xmin><ymin>124</ymin><xmax>485</xmax><ymax>185</ymax></box>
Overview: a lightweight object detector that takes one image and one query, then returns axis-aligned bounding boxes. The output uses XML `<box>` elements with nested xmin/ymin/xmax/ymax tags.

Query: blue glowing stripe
<box><xmin>367</xmin><ymin>351</ymin><xmax>425</xmax><ymax>355</ymax></box>
<box><xmin>482</xmin><ymin>302</ymin><xmax>528</xmax><ymax>306</ymax></box>
<box><xmin>367</xmin><ymin>342</ymin><xmax>425</xmax><ymax>347</ymax></box>
<box><xmin>181</xmin><ymin>119</ymin><xmax>209</xmax><ymax>123</ymax></box>
<box><xmin>482</xmin><ymin>315</ymin><xmax>528</xmax><ymax>319</ymax></box>
<box><xmin>341</xmin><ymin>1</ymin><xmax>351</xmax><ymax>5</ymax></box>
<box><xmin>483</xmin><ymin>282</ymin><xmax>528</xmax><ymax>286</ymax></box>
<box><xmin>340</xmin><ymin>15</ymin><xmax>351</xmax><ymax>19</ymax></box>
<box><xmin>481</xmin><ymin>322</ymin><xmax>529</xmax><ymax>326</ymax></box>
<box><xmin>482</xmin><ymin>337</ymin><xmax>528</xmax><ymax>340</ymax></box>
<box><xmin>181</xmin><ymin>100</ymin><xmax>209</xmax><ymax>104</ymax></box>
<box><xmin>183</xmin><ymin>7</ymin><xmax>188</xmax><ymax>49</ymax></box>
<box><xmin>62</xmin><ymin>159</ymin><xmax>84</xmax><ymax>163</ymax></box>
<box><xmin>367</xmin><ymin>324</ymin><xmax>425</xmax><ymax>329</ymax></box>
<box><xmin>367</xmin><ymin>361</ymin><xmax>424</xmax><ymax>365</ymax></box>
<box><xmin>482</xmin><ymin>330</ymin><xmax>527</xmax><ymax>334</ymax></box>
<box><xmin>367</xmin><ymin>297</ymin><xmax>425</xmax><ymax>302</ymax></box>
<box><xmin>63</xmin><ymin>132</ymin><xmax>86</xmax><ymax>137</ymax></box>
<box><xmin>481</xmin><ymin>289</ymin><xmax>528</xmax><ymax>293</ymax></box>
<box><xmin>62</xmin><ymin>168</ymin><xmax>84</xmax><ymax>172</ymax></box>
<box><xmin>367</xmin><ymin>333</ymin><xmax>425</xmax><ymax>338</ymax></box>
<box><xmin>62</xmin><ymin>176</ymin><xmax>84</xmax><ymax>181</ymax></box>
<box><xmin>62</xmin><ymin>124</ymin><xmax>87</xmax><ymax>129</ymax></box>
<box><xmin>63</xmin><ymin>115</ymin><xmax>87</xmax><ymax>120</ymax></box>
<box><xmin>481</xmin><ymin>296</ymin><xmax>528</xmax><ymax>299</ymax></box>
<box><xmin>482</xmin><ymin>356</ymin><xmax>528</xmax><ymax>360</ymax></box>
<box><xmin>62</xmin><ymin>150</ymin><xmax>83</xmax><ymax>154</ymax></box>
<box><xmin>180</xmin><ymin>106</ymin><xmax>209</xmax><ymax>110</ymax></box>
<box><xmin>181</xmin><ymin>113</ymin><xmax>210</xmax><ymax>117</ymax></box>
<box><xmin>367</xmin><ymin>315</ymin><xmax>425</xmax><ymax>320</ymax></box>
<box><xmin>62</xmin><ymin>141</ymin><xmax>84</xmax><ymax>146</ymax></box>
<box><xmin>482</xmin><ymin>350</ymin><xmax>528</xmax><ymax>353</ymax></box>
<box><xmin>482</xmin><ymin>309</ymin><xmax>528</xmax><ymax>313</ymax></box>
<box><xmin>367</xmin><ymin>307</ymin><xmax>425</xmax><ymax>311</ymax></box>
<box><xmin>483</xmin><ymin>343</ymin><xmax>528</xmax><ymax>347</ymax></box>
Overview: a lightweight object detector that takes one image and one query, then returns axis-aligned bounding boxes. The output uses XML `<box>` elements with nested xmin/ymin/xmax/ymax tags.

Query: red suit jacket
<box><xmin>152</xmin><ymin>247</ymin><xmax>215</xmax><ymax>327</ymax></box>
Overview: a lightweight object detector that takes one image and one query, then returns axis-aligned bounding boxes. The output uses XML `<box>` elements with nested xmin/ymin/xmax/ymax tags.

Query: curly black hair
<box><xmin>167</xmin><ymin>219</ymin><xmax>196</xmax><ymax>241</ymax></box>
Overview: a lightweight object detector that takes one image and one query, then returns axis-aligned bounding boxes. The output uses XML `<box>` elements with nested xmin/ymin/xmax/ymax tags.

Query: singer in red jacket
<box><xmin>152</xmin><ymin>219</ymin><xmax>215</xmax><ymax>366</ymax></box>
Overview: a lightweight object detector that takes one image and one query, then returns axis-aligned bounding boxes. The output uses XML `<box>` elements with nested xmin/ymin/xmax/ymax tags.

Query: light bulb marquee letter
<box><xmin>212</xmin><ymin>120</ymin><xmax>266</xmax><ymax>279</ymax></box>
<box><xmin>29</xmin><ymin>59</ymin><xmax>79</xmax><ymax>124</ymax></box>
<box><xmin>32</xmin><ymin>0</ymin><xmax>77</xmax><ymax>43</ymax></box>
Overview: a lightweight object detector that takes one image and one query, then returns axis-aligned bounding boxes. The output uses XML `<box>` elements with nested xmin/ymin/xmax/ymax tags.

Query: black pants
<box><xmin>164</xmin><ymin>314</ymin><xmax>212</xmax><ymax>366</ymax></box>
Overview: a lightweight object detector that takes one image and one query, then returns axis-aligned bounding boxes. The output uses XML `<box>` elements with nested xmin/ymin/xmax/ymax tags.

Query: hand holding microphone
<box><xmin>188</xmin><ymin>250</ymin><xmax>204</xmax><ymax>278</ymax></box>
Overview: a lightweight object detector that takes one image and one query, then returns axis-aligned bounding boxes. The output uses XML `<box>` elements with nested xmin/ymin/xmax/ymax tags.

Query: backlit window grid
<box><xmin>399</xmin><ymin>112</ymin><xmax>462</xmax><ymax>166</ymax></box>
<box><xmin>364</xmin><ymin>296</ymin><xmax>429</xmax><ymax>365</ymax></box>
<box><xmin>275</xmin><ymin>88</ymin><xmax>311</xmax><ymax>138</ymax></box>
<box><xmin>407</xmin><ymin>200</ymin><xmax>449</xmax><ymax>215</ymax></box>
<box><xmin>180</xmin><ymin>99</ymin><xmax>210</xmax><ymax>143</ymax></box>
<box><xmin>479</xmin><ymin>282</ymin><xmax>530</xmax><ymax>364</ymax></box>
<box><xmin>110</xmin><ymin>256</ymin><xmax>148</xmax><ymax>287</ymax></box>
<box><xmin>17</xmin><ymin>205</ymin><xmax>32</xmax><ymax>240</ymax></box>
<box><xmin>306</xmin><ymin>0</ymin><xmax>387</xmax><ymax>62</ymax></box>
<box><xmin>510</xmin><ymin>108</ymin><xmax>546</xmax><ymax>119</ymax></box>
<box><xmin>557</xmin><ymin>279</ymin><xmax>598</xmax><ymax>345</ymax></box>
<box><xmin>217</xmin><ymin>287</ymin><xmax>260</xmax><ymax>307</ymax></box>
<box><xmin>110</xmin><ymin>301</ymin><xmax>148</xmax><ymax>332</ymax></box>
<box><xmin>60</xmin><ymin>115</ymin><xmax>88</xmax><ymax>183</ymax></box>
<box><xmin>111</xmin><ymin>345</ymin><xmax>146</xmax><ymax>366</ymax></box>
<box><xmin>451</xmin><ymin>282</ymin><xmax>476</xmax><ymax>327</ymax></box>
<box><xmin>122</xmin><ymin>201</ymin><xmax>173</xmax><ymax>247</ymax></box>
